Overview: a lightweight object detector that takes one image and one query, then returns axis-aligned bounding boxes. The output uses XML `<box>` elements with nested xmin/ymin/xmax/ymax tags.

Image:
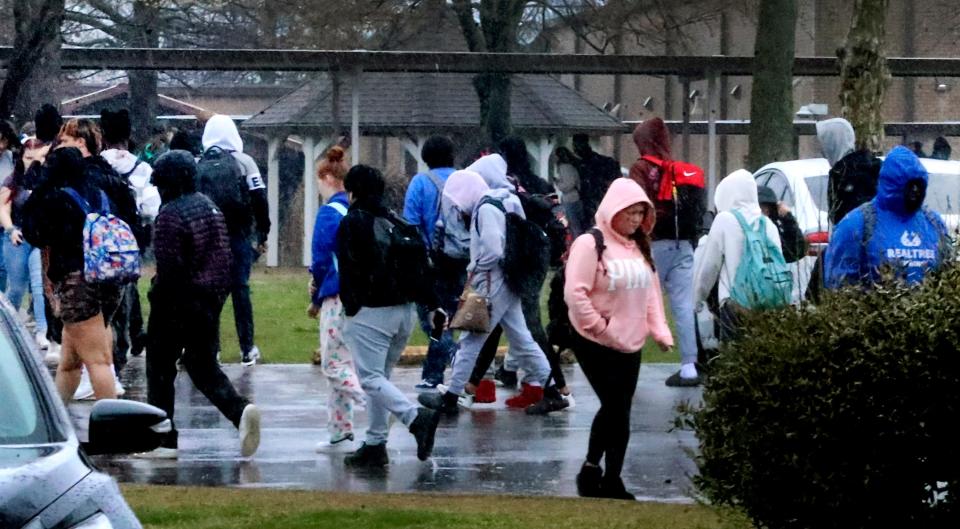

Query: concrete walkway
<box><xmin>75</xmin><ymin>357</ymin><xmax>703</xmax><ymax>502</ymax></box>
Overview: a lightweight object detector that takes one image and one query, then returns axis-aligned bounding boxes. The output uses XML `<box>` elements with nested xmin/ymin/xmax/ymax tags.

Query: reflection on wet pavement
<box><xmin>74</xmin><ymin>357</ymin><xmax>702</xmax><ymax>501</ymax></box>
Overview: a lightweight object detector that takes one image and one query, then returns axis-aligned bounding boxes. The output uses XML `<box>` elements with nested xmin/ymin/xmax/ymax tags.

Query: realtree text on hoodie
<box><xmin>694</xmin><ymin>170</ymin><xmax>782</xmax><ymax>306</ymax></box>
<box><xmin>201</xmin><ymin>115</ymin><xmax>271</xmax><ymax>244</ymax></box>
<box><xmin>564</xmin><ymin>178</ymin><xmax>673</xmax><ymax>353</ymax></box>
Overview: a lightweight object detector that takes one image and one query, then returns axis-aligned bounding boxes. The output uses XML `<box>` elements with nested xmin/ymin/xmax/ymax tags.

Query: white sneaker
<box><xmin>114</xmin><ymin>377</ymin><xmax>125</xmax><ymax>397</ymax></box>
<box><xmin>239</xmin><ymin>404</ymin><xmax>261</xmax><ymax>457</ymax></box>
<box><xmin>561</xmin><ymin>393</ymin><xmax>576</xmax><ymax>409</ymax></box>
<box><xmin>74</xmin><ymin>369</ymin><xmax>95</xmax><ymax>401</ymax></box>
<box><xmin>44</xmin><ymin>348</ymin><xmax>60</xmax><ymax>366</ymax></box>
<box><xmin>437</xmin><ymin>384</ymin><xmax>474</xmax><ymax>409</ymax></box>
<box><xmin>315</xmin><ymin>434</ymin><xmax>356</xmax><ymax>453</ymax></box>
<box><xmin>35</xmin><ymin>332</ymin><xmax>50</xmax><ymax>351</ymax></box>
<box><xmin>241</xmin><ymin>346</ymin><xmax>261</xmax><ymax>367</ymax></box>
<box><xmin>133</xmin><ymin>447</ymin><xmax>178</xmax><ymax>459</ymax></box>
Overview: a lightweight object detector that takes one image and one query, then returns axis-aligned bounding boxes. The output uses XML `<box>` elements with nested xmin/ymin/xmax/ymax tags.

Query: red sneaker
<box><xmin>505</xmin><ymin>383</ymin><xmax>544</xmax><ymax>409</ymax></box>
<box><xmin>474</xmin><ymin>379</ymin><xmax>496</xmax><ymax>403</ymax></box>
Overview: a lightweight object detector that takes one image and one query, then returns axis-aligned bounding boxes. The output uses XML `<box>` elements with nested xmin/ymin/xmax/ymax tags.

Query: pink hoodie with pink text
<box><xmin>563</xmin><ymin>178</ymin><xmax>673</xmax><ymax>353</ymax></box>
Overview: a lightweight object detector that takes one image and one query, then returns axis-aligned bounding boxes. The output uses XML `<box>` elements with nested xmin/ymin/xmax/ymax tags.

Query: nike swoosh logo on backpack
<box><xmin>683</xmin><ymin>171</ymin><xmax>697</xmax><ymax>177</ymax></box>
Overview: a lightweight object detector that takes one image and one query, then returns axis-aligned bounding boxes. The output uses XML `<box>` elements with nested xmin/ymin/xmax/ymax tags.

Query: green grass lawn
<box><xmin>122</xmin><ymin>485</ymin><xmax>751</xmax><ymax>529</ymax></box>
<box><xmin>138</xmin><ymin>267</ymin><xmax>679</xmax><ymax>364</ymax></box>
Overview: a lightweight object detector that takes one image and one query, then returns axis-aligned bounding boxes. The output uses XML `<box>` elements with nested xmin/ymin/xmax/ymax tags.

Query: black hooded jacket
<box><xmin>336</xmin><ymin>167</ymin><xmax>438</xmax><ymax>317</ymax></box>
<box><xmin>151</xmin><ymin>150</ymin><xmax>232</xmax><ymax>293</ymax></box>
<box><xmin>22</xmin><ymin>148</ymin><xmax>141</xmax><ymax>283</ymax></box>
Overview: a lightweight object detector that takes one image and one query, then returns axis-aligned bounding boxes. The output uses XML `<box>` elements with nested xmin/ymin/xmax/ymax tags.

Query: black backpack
<box><xmin>475</xmin><ymin>197</ymin><xmax>550</xmax><ymax>299</ymax></box>
<box><xmin>372</xmin><ymin>211</ymin><xmax>431</xmax><ymax>301</ymax></box>
<box><xmin>197</xmin><ymin>147</ymin><xmax>250</xmax><ymax>234</ymax></box>
<box><xmin>547</xmin><ymin>228</ymin><xmax>604</xmax><ymax>351</ymax></box>
<box><xmin>517</xmin><ymin>192</ymin><xmax>569</xmax><ymax>267</ymax></box>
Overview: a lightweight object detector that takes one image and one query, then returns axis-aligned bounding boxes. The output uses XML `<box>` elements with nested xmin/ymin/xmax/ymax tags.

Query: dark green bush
<box><xmin>689</xmin><ymin>265</ymin><xmax>960</xmax><ymax>529</ymax></box>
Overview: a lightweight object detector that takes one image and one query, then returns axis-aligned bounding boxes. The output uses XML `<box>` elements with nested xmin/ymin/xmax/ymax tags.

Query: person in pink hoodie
<box><xmin>564</xmin><ymin>177</ymin><xmax>673</xmax><ymax>500</ymax></box>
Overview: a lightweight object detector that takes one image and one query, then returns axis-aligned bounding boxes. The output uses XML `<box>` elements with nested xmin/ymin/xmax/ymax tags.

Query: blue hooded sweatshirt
<box><xmin>825</xmin><ymin>146</ymin><xmax>949</xmax><ymax>288</ymax></box>
<box><xmin>310</xmin><ymin>191</ymin><xmax>349</xmax><ymax>303</ymax></box>
<box><xmin>403</xmin><ymin>167</ymin><xmax>456</xmax><ymax>246</ymax></box>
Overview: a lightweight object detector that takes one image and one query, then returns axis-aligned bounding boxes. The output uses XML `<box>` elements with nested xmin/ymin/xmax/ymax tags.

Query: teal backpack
<box><xmin>729</xmin><ymin>210</ymin><xmax>793</xmax><ymax>310</ymax></box>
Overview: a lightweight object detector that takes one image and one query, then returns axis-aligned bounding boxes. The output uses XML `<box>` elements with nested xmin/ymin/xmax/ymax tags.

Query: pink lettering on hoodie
<box><xmin>564</xmin><ymin>178</ymin><xmax>673</xmax><ymax>353</ymax></box>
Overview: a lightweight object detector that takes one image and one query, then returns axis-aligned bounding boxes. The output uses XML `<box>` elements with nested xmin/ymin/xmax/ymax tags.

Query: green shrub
<box><xmin>687</xmin><ymin>265</ymin><xmax>960</xmax><ymax>529</ymax></box>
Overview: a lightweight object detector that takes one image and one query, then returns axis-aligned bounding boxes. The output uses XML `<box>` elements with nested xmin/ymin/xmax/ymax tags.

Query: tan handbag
<box><xmin>449</xmin><ymin>273</ymin><xmax>491</xmax><ymax>333</ymax></box>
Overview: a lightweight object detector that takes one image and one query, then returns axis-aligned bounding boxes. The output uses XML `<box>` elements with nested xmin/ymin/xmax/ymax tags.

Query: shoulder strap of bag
<box><xmin>474</xmin><ymin>196</ymin><xmax>506</xmax><ymax>235</ymax></box>
<box><xmin>327</xmin><ymin>201</ymin><xmax>348</xmax><ymax>217</ymax></box>
<box><xmin>425</xmin><ymin>170</ymin><xmax>446</xmax><ymax>218</ymax></box>
<box><xmin>922</xmin><ymin>205</ymin><xmax>954</xmax><ymax>264</ymax></box>
<box><xmin>640</xmin><ymin>155</ymin><xmax>665</xmax><ymax>167</ymax></box>
<box><xmin>63</xmin><ymin>187</ymin><xmax>92</xmax><ymax>215</ymax></box>
<box><xmin>120</xmin><ymin>159</ymin><xmax>142</xmax><ymax>179</ymax></box>
<box><xmin>588</xmin><ymin>226</ymin><xmax>606</xmax><ymax>273</ymax></box>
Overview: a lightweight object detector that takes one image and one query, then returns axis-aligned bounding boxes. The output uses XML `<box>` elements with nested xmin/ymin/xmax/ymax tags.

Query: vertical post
<box><xmin>538</xmin><ymin>136</ymin><xmax>553</xmax><ymax>182</ymax></box>
<box><xmin>350</xmin><ymin>66</ymin><xmax>362</xmax><ymax>166</ymax></box>
<box><xmin>266</xmin><ymin>136</ymin><xmax>280</xmax><ymax>267</ymax></box>
<box><xmin>682</xmin><ymin>78</ymin><xmax>691</xmax><ymax>161</ymax></box>
<box><xmin>707</xmin><ymin>70</ymin><xmax>719</xmax><ymax>205</ymax></box>
<box><xmin>302</xmin><ymin>136</ymin><xmax>316</xmax><ymax>267</ymax></box>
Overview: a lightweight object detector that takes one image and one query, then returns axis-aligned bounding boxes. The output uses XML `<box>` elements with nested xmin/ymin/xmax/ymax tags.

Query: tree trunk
<box><xmin>747</xmin><ymin>0</ymin><xmax>797</xmax><ymax>171</ymax></box>
<box><xmin>1</xmin><ymin>0</ymin><xmax>65</xmax><ymax>123</ymax></box>
<box><xmin>453</xmin><ymin>0</ymin><xmax>524</xmax><ymax>147</ymax></box>
<box><xmin>128</xmin><ymin>1</ymin><xmax>160</xmax><ymax>149</ymax></box>
<box><xmin>839</xmin><ymin>0</ymin><xmax>891</xmax><ymax>153</ymax></box>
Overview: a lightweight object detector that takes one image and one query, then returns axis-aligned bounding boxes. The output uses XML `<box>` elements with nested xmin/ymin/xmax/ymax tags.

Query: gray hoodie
<box><xmin>467</xmin><ymin>154</ymin><xmax>515</xmax><ymax>191</ymax></box>
<box><xmin>816</xmin><ymin>118</ymin><xmax>856</xmax><ymax>167</ymax></box>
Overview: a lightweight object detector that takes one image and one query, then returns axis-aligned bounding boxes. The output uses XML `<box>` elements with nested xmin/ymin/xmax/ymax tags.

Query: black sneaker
<box><xmin>525</xmin><ymin>387</ymin><xmax>570</xmax><ymax>415</ymax></box>
<box><xmin>576</xmin><ymin>463</ymin><xmax>603</xmax><ymax>498</ymax></box>
<box><xmin>665</xmin><ymin>370</ymin><xmax>701</xmax><ymax>387</ymax></box>
<box><xmin>494</xmin><ymin>365</ymin><xmax>518</xmax><ymax>389</ymax></box>
<box><xmin>417</xmin><ymin>391</ymin><xmax>459</xmax><ymax>416</ymax></box>
<box><xmin>600</xmin><ymin>476</ymin><xmax>637</xmax><ymax>501</ymax></box>
<box><xmin>130</xmin><ymin>332</ymin><xmax>147</xmax><ymax>357</ymax></box>
<box><xmin>408</xmin><ymin>407</ymin><xmax>441</xmax><ymax>461</ymax></box>
<box><xmin>344</xmin><ymin>442</ymin><xmax>389</xmax><ymax>468</ymax></box>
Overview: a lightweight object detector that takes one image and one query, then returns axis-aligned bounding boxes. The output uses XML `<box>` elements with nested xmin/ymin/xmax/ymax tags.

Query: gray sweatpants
<box><xmin>447</xmin><ymin>283</ymin><xmax>550</xmax><ymax>396</ymax></box>
<box><xmin>343</xmin><ymin>304</ymin><xmax>419</xmax><ymax>445</ymax></box>
<box><xmin>652</xmin><ymin>240</ymin><xmax>697</xmax><ymax>365</ymax></box>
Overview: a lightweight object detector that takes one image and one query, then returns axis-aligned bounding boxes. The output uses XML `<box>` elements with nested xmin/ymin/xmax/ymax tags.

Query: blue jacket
<box><xmin>310</xmin><ymin>192</ymin><xmax>349</xmax><ymax>303</ymax></box>
<box><xmin>402</xmin><ymin>167</ymin><xmax>455</xmax><ymax>246</ymax></box>
<box><xmin>825</xmin><ymin>146</ymin><xmax>949</xmax><ymax>288</ymax></box>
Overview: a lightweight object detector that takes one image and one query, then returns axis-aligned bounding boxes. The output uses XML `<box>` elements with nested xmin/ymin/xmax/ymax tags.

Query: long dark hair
<box><xmin>0</xmin><ymin>120</ymin><xmax>21</xmax><ymax>152</ymax></box>
<box><xmin>632</xmin><ymin>229</ymin><xmax>656</xmax><ymax>273</ymax></box>
<box><xmin>6</xmin><ymin>137</ymin><xmax>45</xmax><ymax>203</ymax></box>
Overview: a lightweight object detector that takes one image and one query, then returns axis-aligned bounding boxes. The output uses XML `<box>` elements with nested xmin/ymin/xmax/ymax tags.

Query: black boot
<box><xmin>344</xmin><ymin>442</ymin><xmax>389</xmax><ymax>468</ymax></box>
<box><xmin>494</xmin><ymin>364</ymin><xmax>518</xmax><ymax>389</ymax></box>
<box><xmin>576</xmin><ymin>463</ymin><xmax>603</xmax><ymax>498</ymax></box>
<box><xmin>408</xmin><ymin>407</ymin><xmax>441</xmax><ymax>461</ymax></box>
<box><xmin>599</xmin><ymin>476</ymin><xmax>636</xmax><ymax>501</ymax></box>
<box><xmin>417</xmin><ymin>391</ymin><xmax>459</xmax><ymax>416</ymax></box>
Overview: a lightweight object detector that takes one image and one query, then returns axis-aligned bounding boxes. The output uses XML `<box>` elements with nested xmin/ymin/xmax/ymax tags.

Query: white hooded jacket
<box><xmin>201</xmin><ymin>115</ymin><xmax>265</xmax><ymax>191</ymax></box>
<box><xmin>101</xmin><ymin>149</ymin><xmax>161</xmax><ymax>220</ymax></box>
<box><xmin>694</xmin><ymin>169</ymin><xmax>783</xmax><ymax>305</ymax></box>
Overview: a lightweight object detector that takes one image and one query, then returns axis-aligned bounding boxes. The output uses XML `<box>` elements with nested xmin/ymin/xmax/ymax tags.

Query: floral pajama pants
<box><xmin>319</xmin><ymin>296</ymin><xmax>366</xmax><ymax>442</ymax></box>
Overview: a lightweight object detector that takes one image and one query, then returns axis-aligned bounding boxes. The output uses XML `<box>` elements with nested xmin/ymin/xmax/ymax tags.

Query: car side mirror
<box><xmin>82</xmin><ymin>400</ymin><xmax>171</xmax><ymax>456</ymax></box>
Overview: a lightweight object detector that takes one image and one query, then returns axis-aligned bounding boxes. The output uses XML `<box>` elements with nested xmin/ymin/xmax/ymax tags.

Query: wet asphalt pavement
<box><xmin>71</xmin><ymin>357</ymin><xmax>703</xmax><ymax>502</ymax></box>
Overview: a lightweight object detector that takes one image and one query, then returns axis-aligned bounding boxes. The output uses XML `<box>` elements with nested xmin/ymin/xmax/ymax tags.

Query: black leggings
<box><xmin>468</xmin><ymin>285</ymin><xmax>567</xmax><ymax>388</ymax></box>
<box><xmin>573</xmin><ymin>333</ymin><xmax>641</xmax><ymax>479</ymax></box>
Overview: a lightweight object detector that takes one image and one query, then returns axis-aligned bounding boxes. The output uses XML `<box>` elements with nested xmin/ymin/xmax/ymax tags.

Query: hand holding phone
<box><xmin>430</xmin><ymin>309</ymin><xmax>447</xmax><ymax>341</ymax></box>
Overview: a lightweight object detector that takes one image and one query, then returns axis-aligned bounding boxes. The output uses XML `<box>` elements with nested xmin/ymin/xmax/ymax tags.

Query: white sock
<box><xmin>680</xmin><ymin>362</ymin><xmax>698</xmax><ymax>379</ymax></box>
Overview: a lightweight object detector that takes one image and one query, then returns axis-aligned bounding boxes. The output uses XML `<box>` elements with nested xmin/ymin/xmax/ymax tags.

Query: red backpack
<box><xmin>641</xmin><ymin>155</ymin><xmax>705</xmax><ymax>201</ymax></box>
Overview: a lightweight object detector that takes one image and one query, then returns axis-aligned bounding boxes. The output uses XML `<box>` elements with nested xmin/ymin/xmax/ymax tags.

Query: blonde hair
<box><xmin>59</xmin><ymin>118</ymin><xmax>102</xmax><ymax>155</ymax></box>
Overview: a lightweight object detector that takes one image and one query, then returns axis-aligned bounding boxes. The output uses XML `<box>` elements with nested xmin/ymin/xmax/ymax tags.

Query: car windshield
<box><xmin>925</xmin><ymin>173</ymin><xmax>960</xmax><ymax>215</ymax></box>
<box><xmin>805</xmin><ymin>174</ymin><xmax>828</xmax><ymax>211</ymax></box>
<box><xmin>0</xmin><ymin>325</ymin><xmax>55</xmax><ymax>445</ymax></box>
